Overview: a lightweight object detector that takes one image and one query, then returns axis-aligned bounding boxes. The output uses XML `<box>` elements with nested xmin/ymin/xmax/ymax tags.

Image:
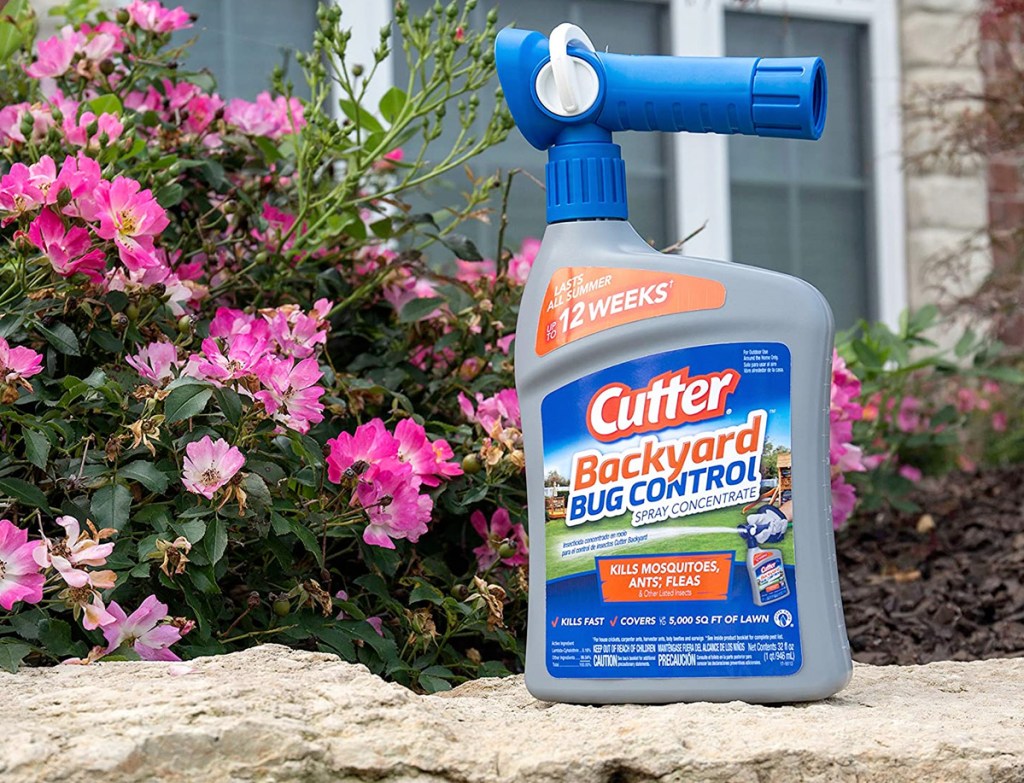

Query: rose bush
<box><xmin>0</xmin><ymin>0</ymin><xmax>532</xmax><ymax>690</ymax></box>
<box><xmin>834</xmin><ymin>306</ymin><xmax>1024</xmax><ymax>521</ymax></box>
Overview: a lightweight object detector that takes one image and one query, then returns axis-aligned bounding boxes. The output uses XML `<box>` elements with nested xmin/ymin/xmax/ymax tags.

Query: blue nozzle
<box><xmin>597</xmin><ymin>53</ymin><xmax>827</xmax><ymax>141</ymax></box>
<box><xmin>495</xmin><ymin>26</ymin><xmax>828</xmax><ymax>223</ymax></box>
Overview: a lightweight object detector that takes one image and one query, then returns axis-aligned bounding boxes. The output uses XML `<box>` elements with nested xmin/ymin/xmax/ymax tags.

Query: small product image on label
<box><xmin>542</xmin><ymin>342</ymin><xmax>801</xmax><ymax>678</ymax></box>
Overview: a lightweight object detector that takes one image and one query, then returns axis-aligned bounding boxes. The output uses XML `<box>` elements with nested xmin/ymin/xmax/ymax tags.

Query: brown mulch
<box><xmin>837</xmin><ymin>467</ymin><xmax>1024</xmax><ymax>665</ymax></box>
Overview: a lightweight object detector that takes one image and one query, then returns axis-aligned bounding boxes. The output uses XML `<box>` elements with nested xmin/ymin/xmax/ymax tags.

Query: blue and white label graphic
<box><xmin>541</xmin><ymin>342</ymin><xmax>801</xmax><ymax>678</ymax></box>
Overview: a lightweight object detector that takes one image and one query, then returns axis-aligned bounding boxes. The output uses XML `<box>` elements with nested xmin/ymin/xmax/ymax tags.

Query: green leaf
<box><xmin>213</xmin><ymin>387</ymin><xmax>243</xmax><ymax>426</ymax></box>
<box><xmin>438</xmin><ymin>233</ymin><xmax>484</xmax><ymax>261</ymax></box>
<box><xmin>197</xmin><ymin>516</ymin><xmax>228</xmax><ymax>566</ymax></box>
<box><xmin>479</xmin><ymin>660</ymin><xmax>512</xmax><ymax>677</ymax></box>
<box><xmin>0</xmin><ymin>0</ymin><xmax>30</xmax><ymax>62</ymax></box>
<box><xmin>252</xmin><ymin>135</ymin><xmax>282</xmax><ymax>162</ymax></box>
<box><xmin>184</xmin><ymin>562</ymin><xmax>216</xmax><ymax>594</ymax></box>
<box><xmin>270</xmin><ymin>512</ymin><xmax>289</xmax><ymax>536</ymax></box>
<box><xmin>403</xmin><ymin>212</ymin><xmax>438</xmax><ymax>231</ymax></box>
<box><xmin>90</xmin><ymin>483</ymin><xmax>132</xmax><ymax>531</ymax></box>
<box><xmin>338</xmin><ymin>98</ymin><xmax>384</xmax><ymax>134</ymax></box>
<box><xmin>982</xmin><ymin>366</ymin><xmax>1024</xmax><ymax>384</ymax></box>
<box><xmin>197</xmin><ymin>159</ymin><xmax>228</xmax><ymax>190</ymax></box>
<box><xmin>241</xmin><ymin>473</ymin><xmax>272</xmax><ymax>535</ymax></box>
<box><xmin>155</xmin><ymin>182</ymin><xmax>185</xmax><ymax>208</ymax></box>
<box><xmin>171</xmin><ymin>517</ymin><xmax>207</xmax><ymax>544</ymax></box>
<box><xmin>459</xmin><ymin>483</ymin><xmax>489</xmax><ymax>506</ymax></box>
<box><xmin>418</xmin><ymin>674</ymin><xmax>452</xmax><ymax>693</ymax></box>
<box><xmin>0</xmin><ymin>313</ymin><xmax>26</xmax><ymax>339</ymax></box>
<box><xmin>119</xmin><ymin>461</ymin><xmax>170</xmax><ymax>493</ymax></box>
<box><xmin>0</xmin><ymin>478</ymin><xmax>50</xmax><ymax>511</ymax></box>
<box><xmin>954</xmin><ymin>329</ymin><xmax>976</xmax><ymax>359</ymax></box>
<box><xmin>360</xmin><ymin>546</ymin><xmax>401</xmax><ymax>578</ymax></box>
<box><xmin>87</xmin><ymin>94</ymin><xmax>123</xmax><ymax>117</ymax></box>
<box><xmin>37</xmin><ymin>322</ymin><xmax>81</xmax><ymax>356</ymax></box>
<box><xmin>907</xmin><ymin>305</ymin><xmax>938</xmax><ymax>336</ymax></box>
<box><xmin>123</xmin><ymin>136</ymin><xmax>147</xmax><ymax>158</ymax></box>
<box><xmin>398</xmin><ymin>297</ymin><xmax>445</xmax><ymax>323</ymax></box>
<box><xmin>136</xmin><ymin>533</ymin><xmax>161</xmax><ymax>560</ymax></box>
<box><xmin>369</xmin><ymin>218</ymin><xmax>393</xmax><ymax>239</ymax></box>
<box><xmin>409</xmin><ymin>581</ymin><xmax>444</xmax><ymax>605</ymax></box>
<box><xmin>135</xmin><ymin>503</ymin><xmax>172</xmax><ymax>533</ymax></box>
<box><xmin>247</xmin><ymin>460</ymin><xmax>285</xmax><ymax>485</ymax></box>
<box><xmin>378</xmin><ymin>86</ymin><xmax>407</xmax><ymax>124</ymax></box>
<box><xmin>82</xmin><ymin>368</ymin><xmax>108</xmax><ymax>389</ymax></box>
<box><xmin>89</xmin><ymin>329</ymin><xmax>123</xmax><ymax>354</ymax></box>
<box><xmin>9</xmin><ymin>607</ymin><xmax>45</xmax><ymax>640</ymax></box>
<box><xmin>317</xmin><ymin>626</ymin><xmax>356</xmax><ymax>659</ymax></box>
<box><xmin>289</xmin><ymin>519</ymin><xmax>323</xmax><ymax>565</ymax></box>
<box><xmin>23</xmin><ymin>429</ymin><xmax>50</xmax><ymax>470</ymax></box>
<box><xmin>164</xmin><ymin>384</ymin><xmax>213</xmax><ymax>423</ymax></box>
<box><xmin>320</xmin><ymin>211</ymin><xmax>357</xmax><ymax>238</ymax></box>
<box><xmin>37</xmin><ymin>619</ymin><xmax>81</xmax><ymax>659</ymax></box>
<box><xmin>851</xmin><ymin>338</ymin><xmax>884</xmax><ymax>371</ymax></box>
<box><xmin>344</xmin><ymin>618</ymin><xmax>399</xmax><ymax>663</ymax></box>
<box><xmin>343</xmin><ymin>213</ymin><xmax>367</xmax><ymax>242</ymax></box>
<box><xmin>0</xmin><ymin>639</ymin><xmax>32</xmax><ymax>673</ymax></box>
<box><xmin>288</xmin><ymin>433</ymin><xmax>325</xmax><ymax>468</ymax></box>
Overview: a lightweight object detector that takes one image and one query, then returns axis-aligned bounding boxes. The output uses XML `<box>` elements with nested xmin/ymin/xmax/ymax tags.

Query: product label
<box><xmin>542</xmin><ymin>342</ymin><xmax>801</xmax><ymax>678</ymax></box>
<box><xmin>535</xmin><ymin>267</ymin><xmax>725</xmax><ymax>356</ymax></box>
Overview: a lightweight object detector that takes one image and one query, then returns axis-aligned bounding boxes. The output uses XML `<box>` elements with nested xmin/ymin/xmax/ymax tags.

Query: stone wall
<box><xmin>900</xmin><ymin>0</ymin><xmax>991</xmax><ymax>311</ymax></box>
<box><xmin>2</xmin><ymin>645</ymin><xmax>1023</xmax><ymax>782</ymax></box>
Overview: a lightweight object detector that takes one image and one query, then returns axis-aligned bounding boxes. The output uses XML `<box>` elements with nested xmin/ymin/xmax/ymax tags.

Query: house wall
<box><xmin>27</xmin><ymin>0</ymin><xmax>995</xmax><ymax>321</ymax></box>
<box><xmin>980</xmin><ymin>11</ymin><xmax>1024</xmax><ymax>274</ymax></box>
<box><xmin>900</xmin><ymin>0</ymin><xmax>991</xmax><ymax>310</ymax></box>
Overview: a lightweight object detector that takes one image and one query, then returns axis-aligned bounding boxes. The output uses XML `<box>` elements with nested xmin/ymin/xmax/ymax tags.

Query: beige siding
<box><xmin>900</xmin><ymin>0</ymin><xmax>991</xmax><ymax>310</ymax></box>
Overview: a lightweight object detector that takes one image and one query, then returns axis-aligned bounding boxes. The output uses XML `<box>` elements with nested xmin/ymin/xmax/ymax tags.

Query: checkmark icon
<box><xmin>551</xmin><ymin>616</ymin><xmax>559</xmax><ymax>628</ymax></box>
<box><xmin>610</xmin><ymin>616</ymin><xmax>618</xmax><ymax>627</ymax></box>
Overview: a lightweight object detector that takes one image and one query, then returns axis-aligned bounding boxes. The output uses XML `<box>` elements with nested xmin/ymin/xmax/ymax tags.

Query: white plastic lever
<box><xmin>534</xmin><ymin>22</ymin><xmax>600</xmax><ymax>117</ymax></box>
<box><xmin>548</xmin><ymin>23</ymin><xmax>595</xmax><ymax>113</ymax></box>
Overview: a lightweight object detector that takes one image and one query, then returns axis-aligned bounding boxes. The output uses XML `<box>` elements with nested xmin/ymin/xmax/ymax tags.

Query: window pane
<box><xmin>398</xmin><ymin>0</ymin><xmax>674</xmax><ymax>257</ymax></box>
<box><xmin>726</xmin><ymin>12</ymin><xmax>873</xmax><ymax>329</ymax></box>
<box><xmin>731</xmin><ymin>183</ymin><xmax>792</xmax><ymax>276</ymax></box>
<box><xmin>799</xmin><ymin>187</ymin><xmax>869</xmax><ymax>327</ymax></box>
<box><xmin>175</xmin><ymin>0</ymin><xmax>317</xmax><ymax>100</ymax></box>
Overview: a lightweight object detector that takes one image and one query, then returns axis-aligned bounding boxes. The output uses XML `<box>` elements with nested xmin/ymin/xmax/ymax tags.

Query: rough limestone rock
<box><xmin>2</xmin><ymin>645</ymin><xmax>1023</xmax><ymax>783</ymax></box>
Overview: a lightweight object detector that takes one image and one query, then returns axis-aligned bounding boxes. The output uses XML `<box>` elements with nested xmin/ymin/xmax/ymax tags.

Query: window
<box><xmin>174</xmin><ymin>0</ymin><xmax>318</xmax><ymax>99</ymax></box>
<box><xmin>726</xmin><ymin>13</ymin><xmax>873</xmax><ymax>329</ymax></box>
<box><xmin>170</xmin><ymin>0</ymin><xmax>907</xmax><ymax>325</ymax></box>
<box><xmin>674</xmin><ymin>0</ymin><xmax>906</xmax><ymax>328</ymax></box>
<box><xmin>396</xmin><ymin>0</ymin><xmax>675</xmax><ymax>255</ymax></box>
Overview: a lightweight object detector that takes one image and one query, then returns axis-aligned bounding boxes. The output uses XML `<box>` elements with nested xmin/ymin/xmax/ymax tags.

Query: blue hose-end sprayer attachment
<box><xmin>495</xmin><ymin>25</ymin><xmax>828</xmax><ymax>223</ymax></box>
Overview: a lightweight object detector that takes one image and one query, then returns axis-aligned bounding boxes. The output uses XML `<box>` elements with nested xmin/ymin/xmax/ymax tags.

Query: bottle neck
<box><xmin>545</xmin><ymin>140</ymin><xmax>628</xmax><ymax>224</ymax></box>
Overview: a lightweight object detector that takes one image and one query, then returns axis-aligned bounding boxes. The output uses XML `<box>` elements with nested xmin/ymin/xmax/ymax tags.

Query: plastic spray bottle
<box><xmin>741</xmin><ymin>505</ymin><xmax>791</xmax><ymax>607</ymax></box>
<box><xmin>496</xmin><ymin>24</ymin><xmax>852</xmax><ymax>704</ymax></box>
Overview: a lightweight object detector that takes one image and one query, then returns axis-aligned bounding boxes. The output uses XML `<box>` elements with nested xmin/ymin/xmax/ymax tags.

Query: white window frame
<box><xmin>334</xmin><ymin>1</ymin><xmax>395</xmax><ymax>118</ymax></box>
<box><xmin>341</xmin><ymin>0</ymin><xmax>907</xmax><ymax>326</ymax></box>
<box><xmin>672</xmin><ymin>0</ymin><xmax>906</xmax><ymax>327</ymax></box>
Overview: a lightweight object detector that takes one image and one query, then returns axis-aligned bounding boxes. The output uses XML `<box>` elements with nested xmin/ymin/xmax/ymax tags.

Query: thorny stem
<box><xmin>494</xmin><ymin>168</ymin><xmax>517</xmax><ymax>279</ymax></box>
<box><xmin>271</xmin><ymin>6</ymin><xmax>507</xmax><ymax>258</ymax></box>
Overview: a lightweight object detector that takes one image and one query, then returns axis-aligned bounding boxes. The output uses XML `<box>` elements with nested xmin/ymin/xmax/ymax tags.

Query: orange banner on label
<box><xmin>597</xmin><ymin>554</ymin><xmax>733</xmax><ymax>603</ymax></box>
<box><xmin>535</xmin><ymin>267</ymin><xmax>726</xmax><ymax>357</ymax></box>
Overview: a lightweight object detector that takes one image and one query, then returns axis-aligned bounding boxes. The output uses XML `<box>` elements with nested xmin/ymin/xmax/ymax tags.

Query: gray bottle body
<box><xmin>516</xmin><ymin>219</ymin><xmax>852</xmax><ymax>704</ymax></box>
